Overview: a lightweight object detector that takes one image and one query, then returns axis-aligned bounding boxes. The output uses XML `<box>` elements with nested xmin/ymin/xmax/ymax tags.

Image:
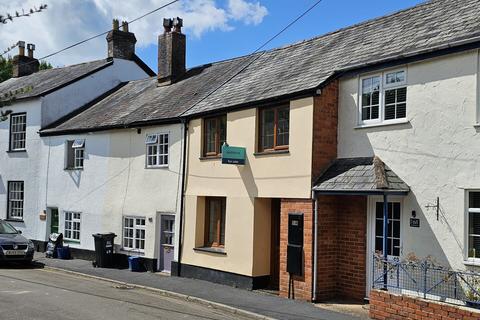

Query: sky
<box><xmin>0</xmin><ymin>0</ymin><xmax>425</xmax><ymax>71</ymax></box>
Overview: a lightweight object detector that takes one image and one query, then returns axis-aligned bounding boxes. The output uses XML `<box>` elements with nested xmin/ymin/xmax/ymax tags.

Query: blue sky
<box><xmin>137</xmin><ymin>0</ymin><xmax>425</xmax><ymax>70</ymax></box>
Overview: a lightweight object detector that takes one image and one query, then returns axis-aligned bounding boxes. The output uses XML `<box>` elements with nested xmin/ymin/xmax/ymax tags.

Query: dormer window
<box><xmin>359</xmin><ymin>69</ymin><xmax>407</xmax><ymax>125</ymax></box>
<box><xmin>65</xmin><ymin>139</ymin><xmax>85</xmax><ymax>170</ymax></box>
<box><xmin>146</xmin><ymin>133</ymin><xmax>169</xmax><ymax>168</ymax></box>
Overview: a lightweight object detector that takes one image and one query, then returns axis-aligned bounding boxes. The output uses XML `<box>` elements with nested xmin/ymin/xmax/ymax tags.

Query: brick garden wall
<box><xmin>370</xmin><ymin>289</ymin><xmax>480</xmax><ymax>320</ymax></box>
<box><xmin>279</xmin><ymin>199</ymin><xmax>314</xmax><ymax>301</ymax></box>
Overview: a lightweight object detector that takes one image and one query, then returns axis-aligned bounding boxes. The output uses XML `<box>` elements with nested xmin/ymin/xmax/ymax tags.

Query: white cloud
<box><xmin>0</xmin><ymin>0</ymin><xmax>267</xmax><ymax>66</ymax></box>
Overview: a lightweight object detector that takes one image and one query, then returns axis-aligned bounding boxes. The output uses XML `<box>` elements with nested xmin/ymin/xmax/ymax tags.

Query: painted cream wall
<box><xmin>183</xmin><ymin>97</ymin><xmax>313</xmax><ymax>276</ymax></box>
<box><xmin>45</xmin><ymin>124</ymin><xmax>183</xmax><ymax>260</ymax></box>
<box><xmin>338</xmin><ymin>49</ymin><xmax>480</xmax><ymax>270</ymax></box>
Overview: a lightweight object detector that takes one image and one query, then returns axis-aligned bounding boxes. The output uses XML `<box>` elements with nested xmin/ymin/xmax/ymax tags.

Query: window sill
<box><xmin>193</xmin><ymin>246</ymin><xmax>227</xmax><ymax>255</ymax></box>
<box><xmin>463</xmin><ymin>259</ymin><xmax>480</xmax><ymax>267</ymax></box>
<box><xmin>254</xmin><ymin>150</ymin><xmax>290</xmax><ymax>157</ymax></box>
<box><xmin>4</xmin><ymin>219</ymin><xmax>24</xmax><ymax>223</ymax></box>
<box><xmin>6</xmin><ymin>149</ymin><xmax>27</xmax><ymax>153</ymax></box>
<box><xmin>64</xmin><ymin>239</ymin><xmax>80</xmax><ymax>244</ymax></box>
<box><xmin>354</xmin><ymin>119</ymin><xmax>410</xmax><ymax>129</ymax></box>
<box><xmin>145</xmin><ymin>165</ymin><xmax>169</xmax><ymax>169</ymax></box>
<box><xmin>64</xmin><ymin>168</ymin><xmax>83</xmax><ymax>171</ymax></box>
<box><xmin>199</xmin><ymin>155</ymin><xmax>221</xmax><ymax>161</ymax></box>
<box><xmin>120</xmin><ymin>248</ymin><xmax>145</xmax><ymax>255</ymax></box>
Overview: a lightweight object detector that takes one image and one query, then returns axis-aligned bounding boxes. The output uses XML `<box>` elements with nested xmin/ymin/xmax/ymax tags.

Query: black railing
<box><xmin>372</xmin><ymin>255</ymin><xmax>480</xmax><ymax>307</ymax></box>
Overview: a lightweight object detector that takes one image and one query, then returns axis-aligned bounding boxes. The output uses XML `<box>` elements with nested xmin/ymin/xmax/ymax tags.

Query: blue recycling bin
<box><xmin>56</xmin><ymin>246</ymin><xmax>71</xmax><ymax>260</ymax></box>
<box><xmin>128</xmin><ymin>256</ymin><xmax>142</xmax><ymax>272</ymax></box>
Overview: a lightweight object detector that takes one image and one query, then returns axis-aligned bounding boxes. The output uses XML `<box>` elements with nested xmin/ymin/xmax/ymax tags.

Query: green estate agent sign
<box><xmin>221</xmin><ymin>144</ymin><xmax>246</xmax><ymax>165</ymax></box>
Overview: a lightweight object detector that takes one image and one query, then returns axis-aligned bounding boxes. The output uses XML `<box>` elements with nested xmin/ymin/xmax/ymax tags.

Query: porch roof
<box><xmin>313</xmin><ymin>157</ymin><xmax>409</xmax><ymax>195</ymax></box>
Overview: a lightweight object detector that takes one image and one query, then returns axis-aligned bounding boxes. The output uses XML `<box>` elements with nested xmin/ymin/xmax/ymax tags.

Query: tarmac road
<box><xmin>0</xmin><ymin>264</ymin><xmax>254</xmax><ymax>320</ymax></box>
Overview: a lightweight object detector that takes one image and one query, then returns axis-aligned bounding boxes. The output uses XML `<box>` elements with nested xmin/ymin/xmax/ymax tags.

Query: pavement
<box><xmin>0</xmin><ymin>265</ymin><xmax>253</xmax><ymax>320</ymax></box>
<box><xmin>34</xmin><ymin>253</ymin><xmax>365</xmax><ymax>320</ymax></box>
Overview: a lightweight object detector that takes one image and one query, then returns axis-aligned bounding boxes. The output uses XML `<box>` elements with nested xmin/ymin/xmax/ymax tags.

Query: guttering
<box><xmin>312</xmin><ymin>190</ymin><xmax>318</xmax><ymax>302</ymax></box>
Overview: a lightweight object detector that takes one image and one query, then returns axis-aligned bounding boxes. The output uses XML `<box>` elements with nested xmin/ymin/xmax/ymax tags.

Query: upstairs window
<box><xmin>468</xmin><ymin>192</ymin><xmax>480</xmax><ymax>260</ymax></box>
<box><xmin>65</xmin><ymin>139</ymin><xmax>85</xmax><ymax>170</ymax></box>
<box><xmin>7</xmin><ymin>181</ymin><xmax>24</xmax><ymax>220</ymax></box>
<box><xmin>146</xmin><ymin>133</ymin><xmax>169</xmax><ymax>168</ymax></box>
<box><xmin>203</xmin><ymin>115</ymin><xmax>226</xmax><ymax>157</ymax></box>
<box><xmin>259</xmin><ymin>105</ymin><xmax>289</xmax><ymax>152</ymax></box>
<box><xmin>360</xmin><ymin>69</ymin><xmax>407</xmax><ymax>125</ymax></box>
<box><xmin>9</xmin><ymin>113</ymin><xmax>26</xmax><ymax>151</ymax></box>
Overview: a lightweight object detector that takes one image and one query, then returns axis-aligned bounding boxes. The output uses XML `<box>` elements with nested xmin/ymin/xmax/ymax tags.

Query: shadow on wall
<box><xmin>0</xmin><ymin>176</ymin><xmax>5</xmax><ymax>195</ymax></box>
<box><xmin>237</xmin><ymin>156</ymin><xmax>258</xmax><ymax>203</ymax></box>
<box><xmin>403</xmin><ymin>193</ymin><xmax>451</xmax><ymax>269</ymax></box>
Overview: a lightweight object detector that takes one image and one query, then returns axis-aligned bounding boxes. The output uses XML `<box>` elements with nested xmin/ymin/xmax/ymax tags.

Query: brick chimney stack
<box><xmin>106</xmin><ymin>19</ymin><xmax>137</xmax><ymax>60</ymax></box>
<box><xmin>158</xmin><ymin>17</ymin><xmax>186</xmax><ymax>85</ymax></box>
<box><xmin>12</xmin><ymin>41</ymin><xmax>40</xmax><ymax>78</ymax></box>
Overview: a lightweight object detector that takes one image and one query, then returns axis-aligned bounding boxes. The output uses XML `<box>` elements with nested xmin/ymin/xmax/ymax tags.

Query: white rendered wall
<box><xmin>45</xmin><ymin>124</ymin><xmax>183</xmax><ymax>260</ymax></box>
<box><xmin>41</xmin><ymin>58</ymin><xmax>150</xmax><ymax>127</ymax></box>
<box><xmin>338</xmin><ymin>49</ymin><xmax>480</xmax><ymax>270</ymax></box>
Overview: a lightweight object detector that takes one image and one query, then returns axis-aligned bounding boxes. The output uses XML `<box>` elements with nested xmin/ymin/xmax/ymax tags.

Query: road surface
<box><xmin>0</xmin><ymin>264</ymin><xmax>253</xmax><ymax>320</ymax></box>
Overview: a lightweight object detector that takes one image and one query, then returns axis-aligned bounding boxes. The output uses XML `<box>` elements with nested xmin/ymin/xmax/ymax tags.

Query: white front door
<box><xmin>366</xmin><ymin>197</ymin><xmax>403</xmax><ymax>295</ymax></box>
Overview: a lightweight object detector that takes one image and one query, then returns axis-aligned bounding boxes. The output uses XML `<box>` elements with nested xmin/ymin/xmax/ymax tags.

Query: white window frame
<box><xmin>72</xmin><ymin>139</ymin><xmax>85</xmax><ymax>169</ymax></box>
<box><xmin>123</xmin><ymin>216</ymin><xmax>146</xmax><ymax>253</ymax></box>
<box><xmin>465</xmin><ymin>190</ymin><xmax>480</xmax><ymax>264</ymax></box>
<box><xmin>145</xmin><ymin>133</ymin><xmax>169</xmax><ymax>168</ymax></box>
<box><xmin>64</xmin><ymin>211</ymin><xmax>81</xmax><ymax>242</ymax></box>
<box><xmin>7</xmin><ymin>181</ymin><xmax>24</xmax><ymax>220</ymax></box>
<box><xmin>358</xmin><ymin>68</ymin><xmax>407</xmax><ymax>126</ymax></box>
<box><xmin>9</xmin><ymin>113</ymin><xmax>26</xmax><ymax>151</ymax></box>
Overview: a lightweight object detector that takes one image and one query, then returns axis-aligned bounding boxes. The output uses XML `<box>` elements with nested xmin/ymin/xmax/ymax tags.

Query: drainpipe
<box><xmin>312</xmin><ymin>190</ymin><xmax>318</xmax><ymax>302</ymax></box>
<box><xmin>176</xmin><ymin>118</ymin><xmax>188</xmax><ymax>276</ymax></box>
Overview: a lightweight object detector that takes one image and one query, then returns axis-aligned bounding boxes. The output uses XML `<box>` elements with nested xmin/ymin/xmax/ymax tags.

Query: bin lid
<box><xmin>92</xmin><ymin>232</ymin><xmax>117</xmax><ymax>238</ymax></box>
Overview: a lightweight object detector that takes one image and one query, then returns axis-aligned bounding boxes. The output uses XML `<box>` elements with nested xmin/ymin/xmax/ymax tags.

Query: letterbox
<box><xmin>286</xmin><ymin>213</ymin><xmax>303</xmax><ymax>276</ymax></box>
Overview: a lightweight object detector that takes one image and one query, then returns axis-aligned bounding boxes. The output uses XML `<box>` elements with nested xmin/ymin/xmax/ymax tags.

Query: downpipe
<box><xmin>312</xmin><ymin>190</ymin><xmax>318</xmax><ymax>302</ymax></box>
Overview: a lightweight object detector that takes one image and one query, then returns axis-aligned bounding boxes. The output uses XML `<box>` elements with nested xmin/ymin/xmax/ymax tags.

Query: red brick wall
<box><xmin>316</xmin><ymin>195</ymin><xmax>367</xmax><ymax>302</ymax></box>
<box><xmin>279</xmin><ymin>199</ymin><xmax>313</xmax><ymax>301</ymax></box>
<box><xmin>336</xmin><ymin>196</ymin><xmax>367</xmax><ymax>300</ymax></box>
<box><xmin>312</xmin><ymin>80</ymin><xmax>338</xmax><ymax>183</ymax></box>
<box><xmin>370</xmin><ymin>289</ymin><xmax>480</xmax><ymax>320</ymax></box>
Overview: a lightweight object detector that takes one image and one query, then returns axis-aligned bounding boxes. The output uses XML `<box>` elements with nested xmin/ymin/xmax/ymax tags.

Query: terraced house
<box><xmin>0</xmin><ymin>22</ymin><xmax>153</xmax><ymax>250</ymax></box>
<box><xmin>4</xmin><ymin>0</ymin><xmax>480</xmax><ymax>312</ymax></box>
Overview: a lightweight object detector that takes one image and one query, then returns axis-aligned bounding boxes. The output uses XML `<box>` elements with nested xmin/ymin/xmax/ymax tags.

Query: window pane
<box><xmin>10</xmin><ymin>114</ymin><xmax>26</xmax><ymax>150</ymax></box>
<box><xmin>261</xmin><ymin>109</ymin><xmax>275</xmax><ymax>150</ymax></box>
<box><xmin>205</xmin><ymin>118</ymin><xmax>217</xmax><ymax>154</ymax></box>
<box><xmin>470</xmin><ymin>192</ymin><xmax>480</xmax><ymax>209</ymax></box>
<box><xmin>469</xmin><ymin>235</ymin><xmax>480</xmax><ymax>258</ymax></box>
<box><xmin>219</xmin><ymin>116</ymin><xmax>227</xmax><ymax>151</ymax></box>
<box><xmin>277</xmin><ymin>107</ymin><xmax>289</xmax><ymax>146</ymax></box>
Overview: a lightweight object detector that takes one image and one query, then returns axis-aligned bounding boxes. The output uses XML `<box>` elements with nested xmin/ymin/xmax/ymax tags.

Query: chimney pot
<box><xmin>163</xmin><ymin>18</ymin><xmax>173</xmax><ymax>33</ymax></box>
<box><xmin>122</xmin><ymin>21</ymin><xmax>129</xmax><ymax>32</ymax></box>
<box><xmin>27</xmin><ymin>43</ymin><xmax>35</xmax><ymax>58</ymax></box>
<box><xmin>158</xmin><ymin>17</ymin><xmax>186</xmax><ymax>85</ymax></box>
<box><xmin>112</xmin><ymin>19</ymin><xmax>119</xmax><ymax>30</ymax></box>
<box><xmin>18</xmin><ymin>41</ymin><xmax>25</xmax><ymax>56</ymax></box>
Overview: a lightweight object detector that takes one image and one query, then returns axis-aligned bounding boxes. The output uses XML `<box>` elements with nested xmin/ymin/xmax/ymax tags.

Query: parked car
<box><xmin>0</xmin><ymin>220</ymin><xmax>34</xmax><ymax>264</ymax></box>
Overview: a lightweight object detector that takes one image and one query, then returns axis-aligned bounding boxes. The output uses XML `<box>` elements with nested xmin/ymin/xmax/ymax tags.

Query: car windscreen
<box><xmin>0</xmin><ymin>221</ymin><xmax>18</xmax><ymax>234</ymax></box>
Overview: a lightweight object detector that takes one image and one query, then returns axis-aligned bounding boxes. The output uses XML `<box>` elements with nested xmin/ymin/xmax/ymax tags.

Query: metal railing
<box><xmin>372</xmin><ymin>254</ymin><xmax>480</xmax><ymax>307</ymax></box>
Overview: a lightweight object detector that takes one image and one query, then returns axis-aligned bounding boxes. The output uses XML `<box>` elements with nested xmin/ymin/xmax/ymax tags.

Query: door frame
<box><xmin>366</xmin><ymin>195</ymin><xmax>405</xmax><ymax>296</ymax></box>
<box><xmin>158</xmin><ymin>213</ymin><xmax>175</xmax><ymax>273</ymax></box>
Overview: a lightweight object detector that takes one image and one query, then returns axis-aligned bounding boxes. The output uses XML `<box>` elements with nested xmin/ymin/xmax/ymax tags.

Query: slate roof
<box><xmin>313</xmin><ymin>157</ymin><xmax>410</xmax><ymax>194</ymax></box>
<box><xmin>43</xmin><ymin>0</ymin><xmax>480</xmax><ymax>133</ymax></box>
<box><xmin>0</xmin><ymin>59</ymin><xmax>112</xmax><ymax>100</ymax></box>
